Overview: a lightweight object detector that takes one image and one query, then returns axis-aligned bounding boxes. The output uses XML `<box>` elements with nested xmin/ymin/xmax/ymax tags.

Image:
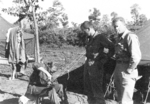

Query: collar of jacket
<box><xmin>119</xmin><ymin>30</ymin><xmax>130</xmax><ymax>40</ymax></box>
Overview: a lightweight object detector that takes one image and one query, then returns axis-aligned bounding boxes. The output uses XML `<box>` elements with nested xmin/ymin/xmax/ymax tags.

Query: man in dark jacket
<box><xmin>80</xmin><ymin>21</ymin><xmax>115</xmax><ymax>104</ymax></box>
<box><xmin>25</xmin><ymin>62</ymin><xmax>65</xmax><ymax>104</ymax></box>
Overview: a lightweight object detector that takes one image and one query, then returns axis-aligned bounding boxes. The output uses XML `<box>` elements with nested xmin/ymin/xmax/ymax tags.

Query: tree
<box><xmin>37</xmin><ymin>0</ymin><xmax>67</xmax><ymax>30</ymax></box>
<box><xmin>139</xmin><ymin>14</ymin><xmax>147</xmax><ymax>26</ymax></box>
<box><xmin>101</xmin><ymin>14</ymin><xmax>110</xmax><ymax>25</ymax></box>
<box><xmin>130</xmin><ymin>4</ymin><xmax>141</xmax><ymax>25</ymax></box>
<box><xmin>88</xmin><ymin>8</ymin><xmax>101</xmax><ymax>21</ymax></box>
<box><xmin>88</xmin><ymin>8</ymin><xmax>101</xmax><ymax>32</ymax></box>
<box><xmin>59</xmin><ymin>13</ymin><xmax>69</xmax><ymax>40</ymax></box>
<box><xmin>45</xmin><ymin>0</ymin><xmax>65</xmax><ymax>29</ymax></box>
<box><xmin>60</xmin><ymin>13</ymin><xmax>69</xmax><ymax>28</ymax></box>
<box><xmin>71</xmin><ymin>22</ymin><xmax>78</xmax><ymax>28</ymax></box>
<box><xmin>110</xmin><ymin>12</ymin><xmax>118</xmax><ymax>21</ymax></box>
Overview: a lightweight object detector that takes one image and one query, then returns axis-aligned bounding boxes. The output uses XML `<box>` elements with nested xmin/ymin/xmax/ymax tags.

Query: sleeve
<box><xmin>127</xmin><ymin>34</ymin><xmax>141</xmax><ymax>69</ymax></box>
<box><xmin>100</xmin><ymin>35</ymin><xmax>115</xmax><ymax>58</ymax></box>
<box><xmin>6</xmin><ymin>28</ymin><xmax>11</xmax><ymax>43</ymax></box>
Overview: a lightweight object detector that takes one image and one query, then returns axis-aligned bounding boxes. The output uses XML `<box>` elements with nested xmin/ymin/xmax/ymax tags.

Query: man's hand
<box><xmin>47</xmin><ymin>80</ymin><xmax>52</xmax><ymax>86</ymax></box>
<box><xmin>48</xmin><ymin>76</ymin><xmax>51</xmax><ymax>82</ymax></box>
<box><xmin>126</xmin><ymin>68</ymin><xmax>133</xmax><ymax>74</ymax></box>
<box><xmin>103</xmin><ymin>48</ymin><xmax>109</xmax><ymax>54</ymax></box>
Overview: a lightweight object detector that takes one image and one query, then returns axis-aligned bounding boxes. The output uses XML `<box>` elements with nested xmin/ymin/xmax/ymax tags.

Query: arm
<box><xmin>127</xmin><ymin>34</ymin><xmax>141</xmax><ymax>73</ymax></box>
<box><xmin>38</xmin><ymin>67</ymin><xmax>52</xmax><ymax>81</ymax></box>
<box><xmin>100</xmin><ymin>35</ymin><xmax>115</xmax><ymax>57</ymax></box>
<box><xmin>5</xmin><ymin>28</ymin><xmax>11</xmax><ymax>50</ymax></box>
<box><xmin>6</xmin><ymin>28</ymin><xmax>11</xmax><ymax>43</ymax></box>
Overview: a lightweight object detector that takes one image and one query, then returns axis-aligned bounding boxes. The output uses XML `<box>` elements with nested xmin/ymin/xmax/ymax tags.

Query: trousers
<box><xmin>114</xmin><ymin>62</ymin><xmax>138</xmax><ymax>104</ymax></box>
<box><xmin>84</xmin><ymin>60</ymin><xmax>106</xmax><ymax>104</ymax></box>
<box><xmin>25</xmin><ymin>83</ymin><xmax>64</xmax><ymax>104</ymax></box>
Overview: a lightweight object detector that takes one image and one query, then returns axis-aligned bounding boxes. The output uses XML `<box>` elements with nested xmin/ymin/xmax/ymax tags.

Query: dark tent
<box><xmin>0</xmin><ymin>16</ymin><xmax>34</xmax><ymax>57</ymax></box>
<box><xmin>136</xmin><ymin>20</ymin><xmax>150</xmax><ymax>65</ymax></box>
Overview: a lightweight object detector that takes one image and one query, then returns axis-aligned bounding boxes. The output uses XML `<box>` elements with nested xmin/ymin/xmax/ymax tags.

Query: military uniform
<box><xmin>84</xmin><ymin>33</ymin><xmax>114</xmax><ymax>104</ymax></box>
<box><xmin>25</xmin><ymin>63</ymin><xmax>65</xmax><ymax>104</ymax></box>
<box><xmin>114</xmin><ymin>30</ymin><xmax>141</xmax><ymax>104</ymax></box>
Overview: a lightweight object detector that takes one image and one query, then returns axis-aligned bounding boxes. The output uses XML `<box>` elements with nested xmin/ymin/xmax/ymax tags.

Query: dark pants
<box><xmin>25</xmin><ymin>83</ymin><xmax>64</xmax><ymax>104</ymax></box>
<box><xmin>84</xmin><ymin>60</ymin><xmax>106</xmax><ymax>104</ymax></box>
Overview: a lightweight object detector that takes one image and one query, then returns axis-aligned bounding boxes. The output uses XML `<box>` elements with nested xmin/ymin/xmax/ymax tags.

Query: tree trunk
<box><xmin>32</xmin><ymin>5</ymin><xmax>40</xmax><ymax>63</ymax></box>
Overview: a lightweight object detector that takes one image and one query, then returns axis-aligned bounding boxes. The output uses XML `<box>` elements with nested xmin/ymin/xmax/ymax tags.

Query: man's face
<box><xmin>113</xmin><ymin>20</ymin><xmax>126</xmax><ymax>35</ymax></box>
<box><xmin>82</xmin><ymin>28</ymin><xmax>94</xmax><ymax>37</ymax></box>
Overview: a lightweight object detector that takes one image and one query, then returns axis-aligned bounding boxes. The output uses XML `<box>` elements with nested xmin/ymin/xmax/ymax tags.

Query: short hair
<box><xmin>80</xmin><ymin>21</ymin><xmax>94</xmax><ymax>30</ymax></box>
<box><xmin>112</xmin><ymin>17</ymin><xmax>126</xmax><ymax>27</ymax></box>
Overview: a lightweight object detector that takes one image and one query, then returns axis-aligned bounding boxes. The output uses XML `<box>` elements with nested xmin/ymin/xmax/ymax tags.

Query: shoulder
<box><xmin>127</xmin><ymin>32</ymin><xmax>139</xmax><ymax>40</ymax></box>
<box><xmin>8</xmin><ymin>28</ymin><xmax>13</xmax><ymax>32</ymax></box>
<box><xmin>126</xmin><ymin>32</ymin><xmax>139</xmax><ymax>43</ymax></box>
<box><xmin>96</xmin><ymin>33</ymin><xmax>107</xmax><ymax>39</ymax></box>
<box><xmin>10</xmin><ymin>26</ymin><xmax>19</xmax><ymax>32</ymax></box>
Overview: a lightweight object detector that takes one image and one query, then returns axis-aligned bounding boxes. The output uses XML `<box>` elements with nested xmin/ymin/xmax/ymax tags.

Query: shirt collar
<box><xmin>120</xmin><ymin>30</ymin><xmax>130</xmax><ymax>39</ymax></box>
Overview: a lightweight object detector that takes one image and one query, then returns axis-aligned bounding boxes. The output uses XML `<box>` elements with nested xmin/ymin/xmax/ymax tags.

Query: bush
<box><xmin>66</xmin><ymin>27</ymin><xmax>86</xmax><ymax>47</ymax></box>
<box><xmin>39</xmin><ymin>29</ymin><xmax>65</xmax><ymax>47</ymax></box>
<box><xmin>38</xmin><ymin>24</ymin><xmax>116</xmax><ymax>48</ymax></box>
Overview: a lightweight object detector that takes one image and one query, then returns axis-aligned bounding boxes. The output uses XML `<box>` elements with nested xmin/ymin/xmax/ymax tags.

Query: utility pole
<box><xmin>32</xmin><ymin>2</ymin><xmax>40</xmax><ymax>63</ymax></box>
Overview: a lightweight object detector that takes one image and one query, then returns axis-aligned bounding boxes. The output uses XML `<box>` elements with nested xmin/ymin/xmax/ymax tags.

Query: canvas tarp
<box><xmin>136</xmin><ymin>20</ymin><xmax>150</xmax><ymax>65</ymax></box>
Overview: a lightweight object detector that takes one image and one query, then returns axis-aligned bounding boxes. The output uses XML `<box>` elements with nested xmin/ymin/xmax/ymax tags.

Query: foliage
<box><xmin>39</xmin><ymin>29</ymin><xmax>64</xmax><ymax>47</ymax></box>
<box><xmin>66</xmin><ymin>27</ymin><xmax>86</xmax><ymax>46</ymax></box>
<box><xmin>1</xmin><ymin>1</ymin><xmax>148</xmax><ymax>48</ymax></box>
<box><xmin>130</xmin><ymin>4</ymin><xmax>141</xmax><ymax>25</ymax></box>
<box><xmin>89</xmin><ymin>8</ymin><xmax>101</xmax><ymax>21</ymax></box>
<box><xmin>60</xmin><ymin>13</ymin><xmax>69</xmax><ymax>28</ymax></box>
<box><xmin>129</xmin><ymin>3</ymin><xmax>148</xmax><ymax>31</ymax></box>
<box><xmin>110</xmin><ymin>12</ymin><xmax>118</xmax><ymax>21</ymax></box>
<box><xmin>139</xmin><ymin>14</ymin><xmax>148</xmax><ymax>26</ymax></box>
<box><xmin>39</xmin><ymin>27</ymin><xmax>87</xmax><ymax>47</ymax></box>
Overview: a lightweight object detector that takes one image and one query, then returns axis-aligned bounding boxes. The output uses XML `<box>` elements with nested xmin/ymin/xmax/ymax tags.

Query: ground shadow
<box><xmin>0</xmin><ymin>73</ymin><xmax>10</xmax><ymax>78</ymax></box>
<box><xmin>57</xmin><ymin>58</ymin><xmax>116</xmax><ymax>95</ymax></box>
<box><xmin>0</xmin><ymin>89</ymin><xmax>20</xmax><ymax>97</ymax></box>
<box><xmin>57</xmin><ymin>64</ymin><xmax>84</xmax><ymax>94</ymax></box>
<box><xmin>0</xmin><ymin>98</ymin><xmax>18</xmax><ymax>104</ymax></box>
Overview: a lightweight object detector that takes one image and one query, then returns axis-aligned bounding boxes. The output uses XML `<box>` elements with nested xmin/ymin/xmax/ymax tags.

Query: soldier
<box><xmin>80</xmin><ymin>21</ymin><xmax>114</xmax><ymax>104</ymax></box>
<box><xmin>25</xmin><ymin>61</ymin><xmax>65</xmax><ymax>104</ymax></box>
<box><xmin>112</xmin><ymin>17</ymin><xmax>141</xmax><ymax>104</ymax></box>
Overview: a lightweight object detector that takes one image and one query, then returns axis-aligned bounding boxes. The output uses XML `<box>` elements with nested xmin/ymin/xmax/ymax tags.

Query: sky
<box><xmin>0</xmin><ymin>0</ymin><xmax>150</xmax><ymax>25</ymax></box>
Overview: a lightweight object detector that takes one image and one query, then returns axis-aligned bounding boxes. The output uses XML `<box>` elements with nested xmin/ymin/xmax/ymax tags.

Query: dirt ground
<box><xmin>0</xmin><ymin>46</ymin><xmax>150</xmax><ymax>104</ymax></box>
<box><xmin>0</xmin><ymin>46</ymin><xmax>88</xmax><ymax>104</ymax></box>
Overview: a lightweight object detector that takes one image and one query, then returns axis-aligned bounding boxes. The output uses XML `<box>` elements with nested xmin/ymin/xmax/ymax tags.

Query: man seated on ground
<box><xmin>25</xmin><ymin>61</ymin><xmax>65</xmax><ymax>104</ymax></box>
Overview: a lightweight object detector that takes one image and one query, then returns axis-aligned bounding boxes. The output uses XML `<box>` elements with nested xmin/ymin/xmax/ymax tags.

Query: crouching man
<box><xmin>25</xmin><ymin>62</ymin><xmax>65</xmax><ymax>104</ymax></box>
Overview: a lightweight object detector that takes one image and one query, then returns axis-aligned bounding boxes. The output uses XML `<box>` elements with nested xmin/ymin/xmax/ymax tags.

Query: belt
<box><xmin>116</xmin><ymin>60</ymin><xmax>129</xmax><ymax>64</ymax></box>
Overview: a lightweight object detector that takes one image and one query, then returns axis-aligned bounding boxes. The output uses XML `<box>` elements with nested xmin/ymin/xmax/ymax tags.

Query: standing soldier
<box><xmin>112</xmin><ymin>17</ymin><xmax>141</xmax><ymax>104</ymax></box>
<box><xmin>80</xmin><ymin>21</ymin><xmax>114</xmax><ymax>104</ymax></box>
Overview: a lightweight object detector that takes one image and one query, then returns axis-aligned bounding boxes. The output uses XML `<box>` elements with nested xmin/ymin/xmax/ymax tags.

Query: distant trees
<box><xmin>139</xmin><ymin>14</ymin><xmax>147</xmax><ymax>26</ymax></box>
<box><xmin>131</xmin><ymin>4</ymin><xmax>141</xmax><ymax>25</ymax></box>
<box><xmin>130</xmin><ymin>3</ymin><xmax>148</xmax><ymax>26</ymax></box>
<box><xmin>110</xmin><ymin>12</ymin><xmax>118</xmax><ymax>20</ymax></box>
<box><xmin>129</xmin><ymin>3</ymin><xmax>148</xmax><ymax>31</ymax></box>
<box><xmin>1</xmin><ymin>1</ymin><xmax>149</xmax><ymax>48</ymax></box>
<box><xmin>88</xmin><ymin>8</ymin><xmax>101</xmax><ymax>21</ymax></box>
